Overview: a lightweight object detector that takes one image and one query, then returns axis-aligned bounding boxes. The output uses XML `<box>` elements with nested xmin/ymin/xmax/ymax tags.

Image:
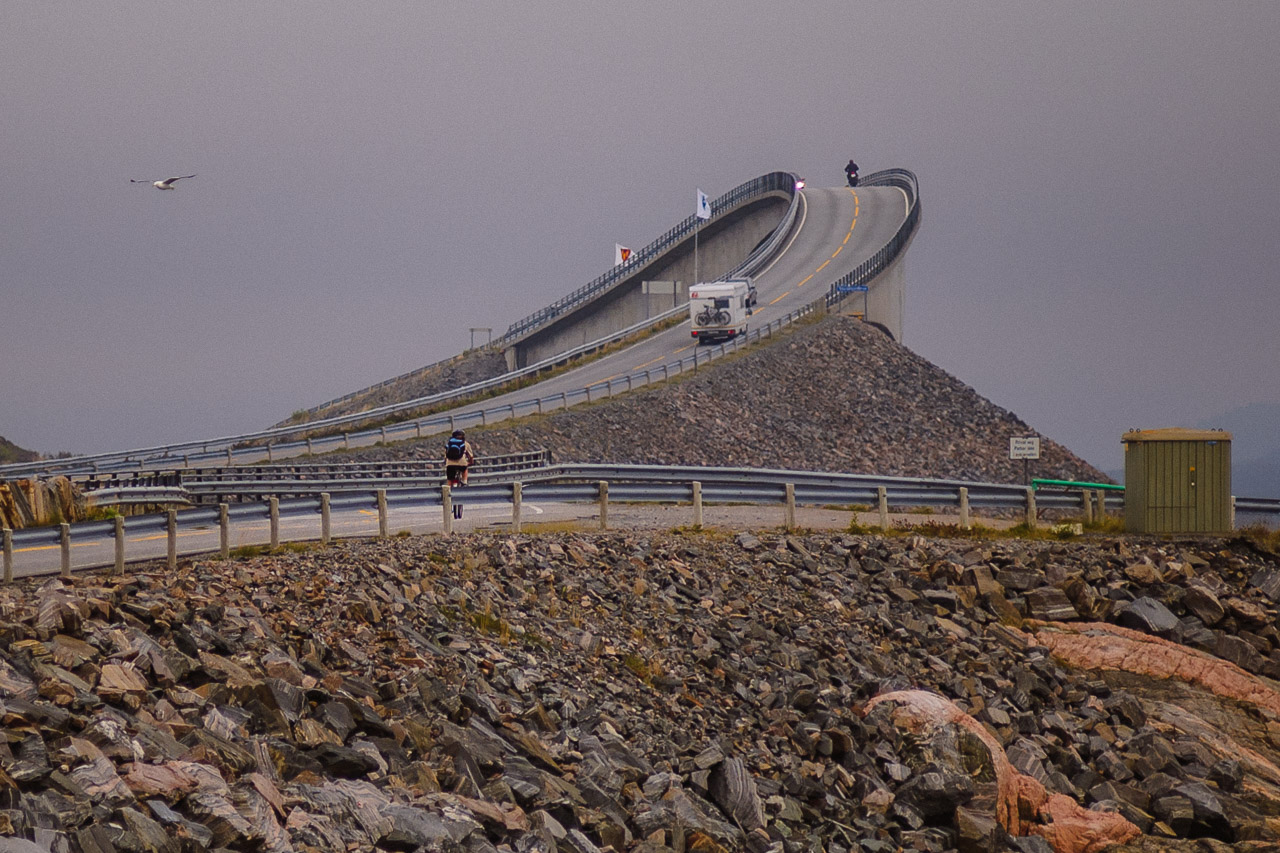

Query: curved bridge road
<box><xmin>362</xmin><ymin>185</ymin><xmax>911</xmax><ymax>446</ymax></box>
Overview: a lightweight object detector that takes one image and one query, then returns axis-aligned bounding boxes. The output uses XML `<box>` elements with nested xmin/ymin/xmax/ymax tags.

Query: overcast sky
<box><xmin>3</xmin><ymin>2</ymin><xmax>1278</xmax><ymax>476</ymax></box>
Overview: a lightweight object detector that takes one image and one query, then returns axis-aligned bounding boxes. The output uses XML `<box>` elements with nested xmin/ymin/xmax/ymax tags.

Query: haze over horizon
<box><xmin>4</xmin><ymin>3</ymin><xmax>1278</xmax><ymax>483</ymax></box>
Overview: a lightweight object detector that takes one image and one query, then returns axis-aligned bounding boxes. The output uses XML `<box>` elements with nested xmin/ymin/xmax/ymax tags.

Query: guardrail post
<box><xmin>320</xmin><ymin>493</ymin><xmax>331</xmax><ymax>544</ymax></box>
<box><xmin>266</xmin><ymin>444</ymin><xmax>274</xmax><ymax>462</ymax></box>
<box><xmin>182</xmin><ymin>454</ymin><xmax>190</xmax><ymax>469</ymax></box>
<box><xmin>877</xmin><ymin>487</ymin><xmax>889</xmax><ymax>529</ymax></box>
<box><xmin>481</xmin><ymin>409</ymin><xmax>487</xmax><ymax>426</ymax></box>
<box><xmin>226</xmin><ymin>448</ymin><xmax>233</xmax><ymax>465</ymax></box>
<box><xmin>415</xmin><ymin>422</ymin><xmax>423</xmax><ymax>439</ymax></box>
<box><xmin>692</xmin><ymin>482</ymin><xmax>703</xmax><ymax>529</ymax></box>
<box><xmin>1081</xmin><ymin>489</ymin><xmax>1094</xmax><ymax>524</ymax></box>
<box><xmin>442</xmin><ymin>485</ymin><xmax>453</xmax><ymax>534</ymax></box>
<box><xmin>306</xmin><ymin>437</ymin><xmax>313</xmax><ymax>455</ymax></box>
<box><xmin>784</xmin><ymin>484</ymin><xmax>796</xmax><ymax>530</ymax></box>
<box><xmin>380</xmin><ymin>426</ymin><xmax>387</xmax><ymax>444</ymax></box>
<box><xmin>377</xmin><ymin>489</ymin><xmax>388</xmax><ymax>538</ymax></box>
<box><xmin>1095</xmin><ymin>489</ymin><xmax>1106</xmax><ymax>519</ymax></box>
<box><xmin>61</xmin><ymin>523</ymin><xmax>71</xmax><ymax>579</ymax></box>
<box><xmin>1024</xmin><ymin>488</ymin><xmax>1037</xmax><ymax>528</ymax></box>
<box><xmin>1231</xmin><ymin>496</ymin><xmax>1237</xmax><ymax>531</ymax></box>
<box><xmin>959</xmin><ymin>487</ymin><xmax>971</xmax><ymax>530</ymax></box>
<box><xmin>598</xmin><ymin>481</ymin><xmax>609</xmax><ymax>530</ymax></box>
<box><xmin>561</xmin><ymin>391</ymin><xmax>568</xmax><ymax>410</ymax></box>
<box><xmin>166</xmin><ymin>510</ymin><xmax>177</xmax><ymax>570</ymax></box>
<box><xmin>536</xmin><ymin>398</ymin><xmax>543</xmax><ymax>415</ymax></box>
<box><xmin>512</xmin><ymin>482</ymin><xmax>522</xmax><ymax>532</ymax></box>
<box><xmin>3</xmin><ymin>529</ymin><xmax>13</xmax><ymax>584</ymax></box>
<box><xmin>585</xmin><ymin>386</ymin><xmax>592</xmax><ymax>403</ymax></box>
<box><xmin>343</xmin><ymin>433</ymin><xmax>350</xmax><ymax>451</ymax></box>
<box><xmin>269</xmin><ymin>497</ymin><xmax>280</xmax><ymax>548</ymax></box>
<box><xmin>219</xmin><ymin>503</ymin><xmax>230</xmax><ymax>558</ymax></box>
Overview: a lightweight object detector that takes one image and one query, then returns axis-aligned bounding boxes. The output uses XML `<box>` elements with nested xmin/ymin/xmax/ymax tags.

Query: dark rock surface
<box><xmin>2</xmin><ymin>527</ymin><xmax>1279</xmax><ymax>851</ymax></box>
<box><xmin>333</xmin><ymin>316</ymin><xmax>1110</xmax><ymax>485</ymax></box>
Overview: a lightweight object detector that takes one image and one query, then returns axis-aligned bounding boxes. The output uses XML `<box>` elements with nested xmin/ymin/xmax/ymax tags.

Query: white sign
<box><xmin>1009</xmin><ymin>437</ymin><xmax>1041</xmax><ymax>460</ymax></box>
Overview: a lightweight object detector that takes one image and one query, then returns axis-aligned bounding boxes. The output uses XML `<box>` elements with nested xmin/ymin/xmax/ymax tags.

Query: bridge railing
<box><xmin>824</xmin><ymin>169</ymin><xmax>921</xmax><ymax>310</ymax></box>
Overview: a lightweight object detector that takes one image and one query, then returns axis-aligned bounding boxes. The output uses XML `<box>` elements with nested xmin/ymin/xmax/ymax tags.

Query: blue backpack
<box><xmin>446</xmin><ymin>436</ymin><xmax>466</xmax><ymax>461</ymax></box>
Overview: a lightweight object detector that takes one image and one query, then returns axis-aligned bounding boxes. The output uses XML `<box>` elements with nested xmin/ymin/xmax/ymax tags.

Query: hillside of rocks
<box><xmin>3</xmin><ymin>527</ymin><xmax>1280</xmax><ymax>852</ymax></box>
<box><xmin>281</xmin><ymin>350</ymin><xmax>511</xmax><ymax>427</ymax></box>
<box><xmin>334</xmin><ymin>316</ymin><xmax>1109</xmax><ymax>486</ymax></box>
<box><xmin>0</xmin><ymin>437</ymin><xmax>38</xmax><ymax>466</ymax></box>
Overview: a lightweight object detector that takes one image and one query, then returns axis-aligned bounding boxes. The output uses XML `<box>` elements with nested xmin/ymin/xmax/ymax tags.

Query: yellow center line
<box><xmin>769</xmin><ymin>290</ymin><xmax>791</xmax><ymax>305</ymax></box>
<box><xmin>815</xmin><ymin>259</ymin><xmax>830</xmax><ymax>272</ymax></box>
<box><xmin>831</xmin><ymin>245</ymin><xmax>843</xmax><ymax>259</ymax></box>
<box><xmin>796</xmin><ymin>274</ymin><xmax>814</xmax><ymax>288</ymax></box>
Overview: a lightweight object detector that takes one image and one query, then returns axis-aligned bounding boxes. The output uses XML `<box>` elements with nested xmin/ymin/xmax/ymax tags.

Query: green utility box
<box><xmin>1122</xmin><ymin>428</ymin><xmax>1232</xmax><ymax>534</ymax></box>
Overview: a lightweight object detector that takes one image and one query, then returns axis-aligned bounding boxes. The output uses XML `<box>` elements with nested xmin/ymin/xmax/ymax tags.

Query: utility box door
<box><xmin>1123</xmin><ymin>429</ymin><xmax>1232</xmax><ymax>534</ymax></box>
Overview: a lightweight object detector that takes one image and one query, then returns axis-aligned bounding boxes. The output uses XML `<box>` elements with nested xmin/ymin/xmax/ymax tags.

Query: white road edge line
<box><xmin>753</xmin><ymin>191</ymin><xmax>809</xmax><ymax>280</ymax></box>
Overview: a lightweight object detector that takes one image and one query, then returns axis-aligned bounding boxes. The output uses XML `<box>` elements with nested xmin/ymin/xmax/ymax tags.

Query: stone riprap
<box><xmin>1</xmin><ymin>528</ymin><xmax>1278</xmax><ymax>851</ymax></box>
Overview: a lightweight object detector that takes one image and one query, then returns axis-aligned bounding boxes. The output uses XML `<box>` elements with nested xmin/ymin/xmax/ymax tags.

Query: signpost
<box><xmin>835</xmin><ymin>283</ymin><xmax>869</xmax><ymax>319</ymax></box>
<box><xmin>1009</xmin><ymin>436</ymin><xmax>1041</xmax><ymax>485</ymax></box>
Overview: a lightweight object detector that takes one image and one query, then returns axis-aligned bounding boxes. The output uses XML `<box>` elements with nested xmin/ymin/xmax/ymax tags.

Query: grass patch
<box><xmin>518</xmin><ymin>520</ymin><xmax>589</xmax><ymax>534</ymax></box>
<box><xmin>227</xmin><ymin>542</ymin><xmax>314</xmax><ymax>560</ymax></box>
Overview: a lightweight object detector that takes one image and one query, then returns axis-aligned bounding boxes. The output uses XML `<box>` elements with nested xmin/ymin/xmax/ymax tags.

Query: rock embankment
<box><xmin>336</xmin><ymin>317</ymin><xmax>1109</xmax><ymax>485</ymax></box>
<box><xmin>2</xmin><ymin>528</ymin><xmax>1280</xmax><ymax>851</ymax></box>
<box><xmin>283</xmin><ymin>349</ymin><xmax>510</xmax><ymax>426</ymax></box>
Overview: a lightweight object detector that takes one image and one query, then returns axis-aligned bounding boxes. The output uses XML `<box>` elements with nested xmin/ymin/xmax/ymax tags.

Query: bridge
<box><xmin>0</xmin><ymin>169</ymin><xmax>920</xmax><ymax>482</ymax></box>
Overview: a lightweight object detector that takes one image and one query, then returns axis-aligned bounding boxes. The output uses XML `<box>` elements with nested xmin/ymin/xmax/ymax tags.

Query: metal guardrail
<box><xmin>6</xmin><ymin>463</ymin><xmax>1278</xmax><ymax>579</ymax></box>
<box><xmin>823</xmin><ymin>169</ymin><xmax>920</xmax><ymax>310</ymax></box>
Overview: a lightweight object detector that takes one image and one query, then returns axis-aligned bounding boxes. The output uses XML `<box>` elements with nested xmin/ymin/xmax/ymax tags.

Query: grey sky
<box><xmin>3</xmin><ymin>2</ymin><xmax>1278</xmax><ymax>475</ymax></box>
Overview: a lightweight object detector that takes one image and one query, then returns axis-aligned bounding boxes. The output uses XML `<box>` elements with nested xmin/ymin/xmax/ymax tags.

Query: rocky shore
<box><xmin>330</xmin><ymin>317</ymin><xmax>1110</xmax><ymax>487</ymax></box>
<box><xmin>3</xmin><ymin>525</ymin><xmax>1280</xmax><ymax>851</ymax></box>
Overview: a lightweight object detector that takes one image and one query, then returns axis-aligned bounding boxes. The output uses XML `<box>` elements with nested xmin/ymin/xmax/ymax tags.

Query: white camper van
<box><xmin>689</xmin><ymin>278</ymin><xmax>757</xmax><ymax>344</ymax></box>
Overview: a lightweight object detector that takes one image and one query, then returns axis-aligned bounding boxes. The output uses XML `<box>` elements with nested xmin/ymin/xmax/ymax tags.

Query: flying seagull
<box><xmin>131</xmin><ymin>174</ymin><xmax>196</xmax><ymax>190</ymax></box>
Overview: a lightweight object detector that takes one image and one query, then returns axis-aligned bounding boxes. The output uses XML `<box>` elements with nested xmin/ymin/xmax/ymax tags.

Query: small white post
<box><xmin>442</xmin><ymin>485</ymin><xmax>453</xmax><ymax>534</ymax></box>
<box><xmin>377</xmin><ymin>489</ymin><xmax>388</xmax><ymax>538</ymax></box>
<box><xmin>3</xmin><ymin>528</ymin><xmax>13</xmax><ymax>583</ymax></box>
<box><xmin>877</xmin><ymin>487</ymin><xmax>889</xmax><ymax>529</ymax></box>
<box><xmin>219</xmin><ymin>503</ymin><xmax>230</xmax><ymax>558</ymax></box>
<box><xmin>269</xmin><ymin>497</ymin><xmax>280</xmax><ymax>548</ymax></box>
<box><xmin>113</xmin><ymin>516</ymin><xmax>126</xmax><ymax>575</ymax></box>
<box><xmin>598</xmin><ymin>481</ymin><xmax>609</xmax><ymax>530</ymax></box>
<box><xmin>784</xmin><ymin>484</ymin><xmax>796</xmax><ymax>530</ymax></box>
<box><xmin>959</xmin><ymin>487</ymin><xmax>971</xmax><ymax>530</ymax></box>
<box><xmin>61</xmin><ymin>523</ymin><xmax>72</xmax><ymax>579</ymax></box>
<box><xmin>320</xmin><ymin>493</ymin><xmax>331</xmax><ymax>545</ymax></box>
<box><xmin>692</xmin><ymin>481</ymin><xmax>703</xmax><ymax>529</ymax></box>
<box><xmin>512</xmin><ymin>482</ymin><xmax>522</xmax><ymax>533</ymax></box>
<box><xmin>166</xmin><ymin>510</ymin><xmax>177</xmax><ymax>571</ymax></box>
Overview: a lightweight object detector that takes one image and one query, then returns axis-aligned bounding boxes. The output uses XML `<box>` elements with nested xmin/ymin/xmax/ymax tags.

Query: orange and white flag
<box><xmin>615</xmin><ymin>244</ymin><xmax>633</xmax><ymax>266</ymax></box>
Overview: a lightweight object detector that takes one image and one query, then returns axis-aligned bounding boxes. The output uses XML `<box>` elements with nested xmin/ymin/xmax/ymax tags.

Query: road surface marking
<box><xmin>769</xmin><ymin>290</ymin><xmax>791</xmax><ymax>305</ymax></box>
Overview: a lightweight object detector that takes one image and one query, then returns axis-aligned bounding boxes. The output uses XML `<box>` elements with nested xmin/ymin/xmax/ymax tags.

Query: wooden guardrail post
<box><xmin>784</xmin><ymin>484</ymin><xmax>796</xmax><ymax>530</ymax></box>
<box><xmin>166</xmin><ymin>510</ymin><xmax>177</xmax><ymax>570</ymax></box>
<box><xmin>1024</xmin><ymin>488</ymin><xmax>1037</xmax><ymax>528</ymax></box>
<box><xmin>60</xmin><ymin>523</ymin><xmax>71</xmax><ymax>579</ymax></box>
<box><xmin>320</xmin><ymin>493</ymin><xmax>331</xmax><ymax>545</ymax></box>
<box><xmin>266</xmin><ymin>444</ymin><xmax>274</xmax><ymax>462</ymax></box>
<box><xmin>877</xmin><ymin>487</ymin><xmax>889</xmax><ymax>529</ymax></box>
<box><xmin>269</xmin><ymin>497</ymin><xmax>280</xmax><ymax>548</ymax></box>
<box><xmin>442</xmin><ymin>485</ymin><xmax>453</xmax><ymax>534</ymax></box>
<box><xmin>226</xmin><ymin>448</ymin><xmax>233</xmax><ymax>465</ymax></box>
<box><xmin>512</xmin><ymin>482</ymin><xmax>522</xmax><ymax>532</ymax></box>
<box><xmin>377</xmin><ymin>489</ymin><xmax>388</xmax><ymax>538</ymax></box>
<box><xmin>306</xmin><ymin>437</ymin><xmax>313</xmax><ymax>455</ymax></box>
<box><xmin>219</xmin><ymin>503</ymin><xmax>230</xmax><ymax>558</ymax></box>
<box><xmin>1095</xmin><ymin>489</ymin><xmax>1106</xmax><ymax>518</ymax></box>
<box><xmin>1081</xmin><ymin>489</ymin><xmax>1094</xmax><ymax>524</ymax></box>
<box><xmin>958</xmin><ymin>487</ymin><xmax>970</xmax><ymax>530</ymax></box>
<box><xmin>692</xmin><ymin>482</ymin><xmax>703</xmax><ymax>528</ymax></box>
<box><xmin>598</xmin><ymin>481</ymin><xmax>609</xmax><ymax>530</ymax></box>
<box><xmin>3</xmin><ymin>529</ymin><xmax>13</xmax><ymax>584</ymax></box>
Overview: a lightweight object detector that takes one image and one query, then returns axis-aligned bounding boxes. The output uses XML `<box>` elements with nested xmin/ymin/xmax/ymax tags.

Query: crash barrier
<box><xmin>6</xmin><ymin>462</ymin><xmax>1279</xmax><ymax>579</ymax></box>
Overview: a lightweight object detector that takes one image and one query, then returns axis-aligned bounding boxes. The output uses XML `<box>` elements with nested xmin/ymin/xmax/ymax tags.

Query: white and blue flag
<box><xmin>696</xmin><ymin>189</ymin><xmax>711</xmax><ymax>220</ymax></box>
